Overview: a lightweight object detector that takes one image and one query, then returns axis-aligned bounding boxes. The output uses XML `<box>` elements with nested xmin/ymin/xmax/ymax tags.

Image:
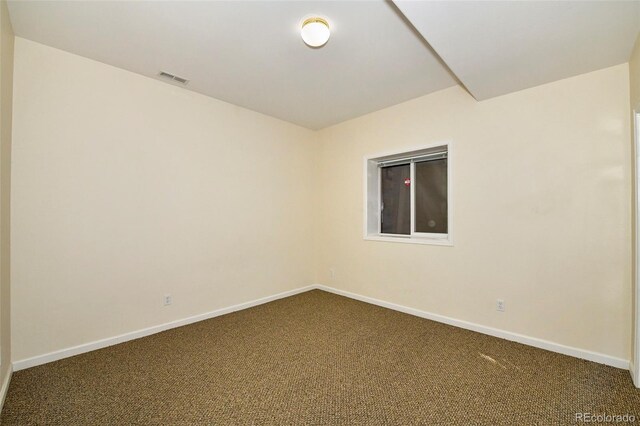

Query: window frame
<box><xmin>363</xmin><ymin>141</ymin><xmax>453</xmax><ymax>246</ymax></box>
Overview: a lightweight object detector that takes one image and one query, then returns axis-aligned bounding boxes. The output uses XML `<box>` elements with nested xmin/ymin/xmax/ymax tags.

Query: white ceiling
<box><xmin>6</xmin><ymin>1</ymin><xmax>640</xmax><ymax>128</ymax></box>
<box><xmin>6</xmin><ymin>0</ymin><xmax>457</xmax><ymax>130</ymax></box>
<box><xmin>394</xmin><ymin>0</ymin><xmax>640</xmax><ymax>100</ymax></box>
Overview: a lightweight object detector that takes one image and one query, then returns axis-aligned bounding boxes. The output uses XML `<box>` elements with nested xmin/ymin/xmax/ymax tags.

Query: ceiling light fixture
<box><xmin>301</xmin><ymin>17</ymin><xmax>330</xmax><ymax>48</ymax></box>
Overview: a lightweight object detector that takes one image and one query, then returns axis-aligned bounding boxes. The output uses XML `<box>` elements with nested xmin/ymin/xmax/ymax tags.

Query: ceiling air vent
<box><xmin>158</xmin><ymin>71</ymin><xmax>189</xmax><ymax>85</ymax></box>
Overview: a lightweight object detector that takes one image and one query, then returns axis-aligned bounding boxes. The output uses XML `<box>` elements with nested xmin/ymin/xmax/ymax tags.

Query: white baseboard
<box><xmin>0</xmin><ymin>365</ymin><xmax>12</xmax><ymax>412</ymax></box>
<box><xmin>316</xmin><ymin>284</ymin><xmax>630</xmax><ymax>370</ymax></box>
<box><xmin>12</xmin><ymin>285</ymin><xmax>316</xmax><ymax>371</ymax></box>
<box><xmin>12</xmin><ymin>283</ymin><xmax>630</xmax><ymax>372</ymax></box>
<box><xmin>631</xmin><ymin>362</ymin><xmax>638</xmax><ymax>388</ymax></box>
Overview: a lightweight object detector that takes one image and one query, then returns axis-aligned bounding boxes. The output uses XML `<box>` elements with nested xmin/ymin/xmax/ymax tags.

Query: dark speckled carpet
<box><xmin>1</xmin><ymin>290</ymin><xmax>639</xmax><ymax>425</ymax></box>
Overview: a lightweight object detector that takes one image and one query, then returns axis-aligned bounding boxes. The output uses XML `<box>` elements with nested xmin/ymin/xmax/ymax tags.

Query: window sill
<box><xmin>364</xmin><ymin>234</ymin><xmax>453</xmax><ymax>246</ymax></box>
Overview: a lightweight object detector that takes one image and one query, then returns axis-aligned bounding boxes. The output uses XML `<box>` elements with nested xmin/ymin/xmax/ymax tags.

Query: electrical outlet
<box><xmin>164</xmin><ymin>294</ymin><xmax>172</xmax><ymax>306</ymax></box>
<box><xmin>329</xmin><ymin>268</ymin><xmax>336</xmax><ymax>280</ymax></box>
<box><xmin>496</xmin><ymin>299</ymin><xmax>505</xmax><ymax>312</ymax></box>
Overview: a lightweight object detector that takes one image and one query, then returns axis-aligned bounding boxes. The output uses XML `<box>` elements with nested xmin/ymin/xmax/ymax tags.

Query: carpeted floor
<box><xmin>1</xmin><ymin>289</ymin><xmax>639</xmax><ymax>425</ymax></box>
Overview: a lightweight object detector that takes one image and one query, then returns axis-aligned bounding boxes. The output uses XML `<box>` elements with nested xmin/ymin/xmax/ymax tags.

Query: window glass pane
<box><xmin>415</xmin><ymin>159</ymin><xmax>448</xmax><ymax>234</ymax></box>
<box><xmin>381</xmin><ymin>164</ymin><xmax>410</xmax><ymax>235</ymax></box>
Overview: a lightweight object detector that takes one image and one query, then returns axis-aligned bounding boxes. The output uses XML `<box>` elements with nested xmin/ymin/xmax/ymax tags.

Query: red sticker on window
<box><xmin>404</xmin><ymin>178</ymin><xmax>411</xmax><ymax>187</ymax></box>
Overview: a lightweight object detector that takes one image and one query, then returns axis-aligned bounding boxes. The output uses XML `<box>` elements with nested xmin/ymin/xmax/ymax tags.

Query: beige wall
<box><xmin>629</xmin><ymin>33</ymin><xmax>640</xmax><ymax>377</ymax></box>
<box><xmin>9</xmin><ymin>36</ymin><xmax>634</xmax><ymax>366</ymax></box>
<box><xmin>317</xmin><ymin>64</ymin><xmax>632</xmax><ymax>360</ymax></box>
<box><xmin>11</xmin><ymin>38</ymin><xmax>318</xmax><ymax>362</ymax></box>
<box><xmin>0</xmin><ymin>0</ymin><xmax>13</xmax><ymax>396</ymax></box>
<box><xmin>631</xmin><ymin>35</ymin><xmax>640</xmax><ymax>113</ymax></box>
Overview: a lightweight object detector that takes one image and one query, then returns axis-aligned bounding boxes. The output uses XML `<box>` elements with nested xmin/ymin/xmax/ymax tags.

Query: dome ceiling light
<box><xmin>301</xmin><ymin>17</ymin><xmax>330</xmax><ymax>48</ymax></box>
